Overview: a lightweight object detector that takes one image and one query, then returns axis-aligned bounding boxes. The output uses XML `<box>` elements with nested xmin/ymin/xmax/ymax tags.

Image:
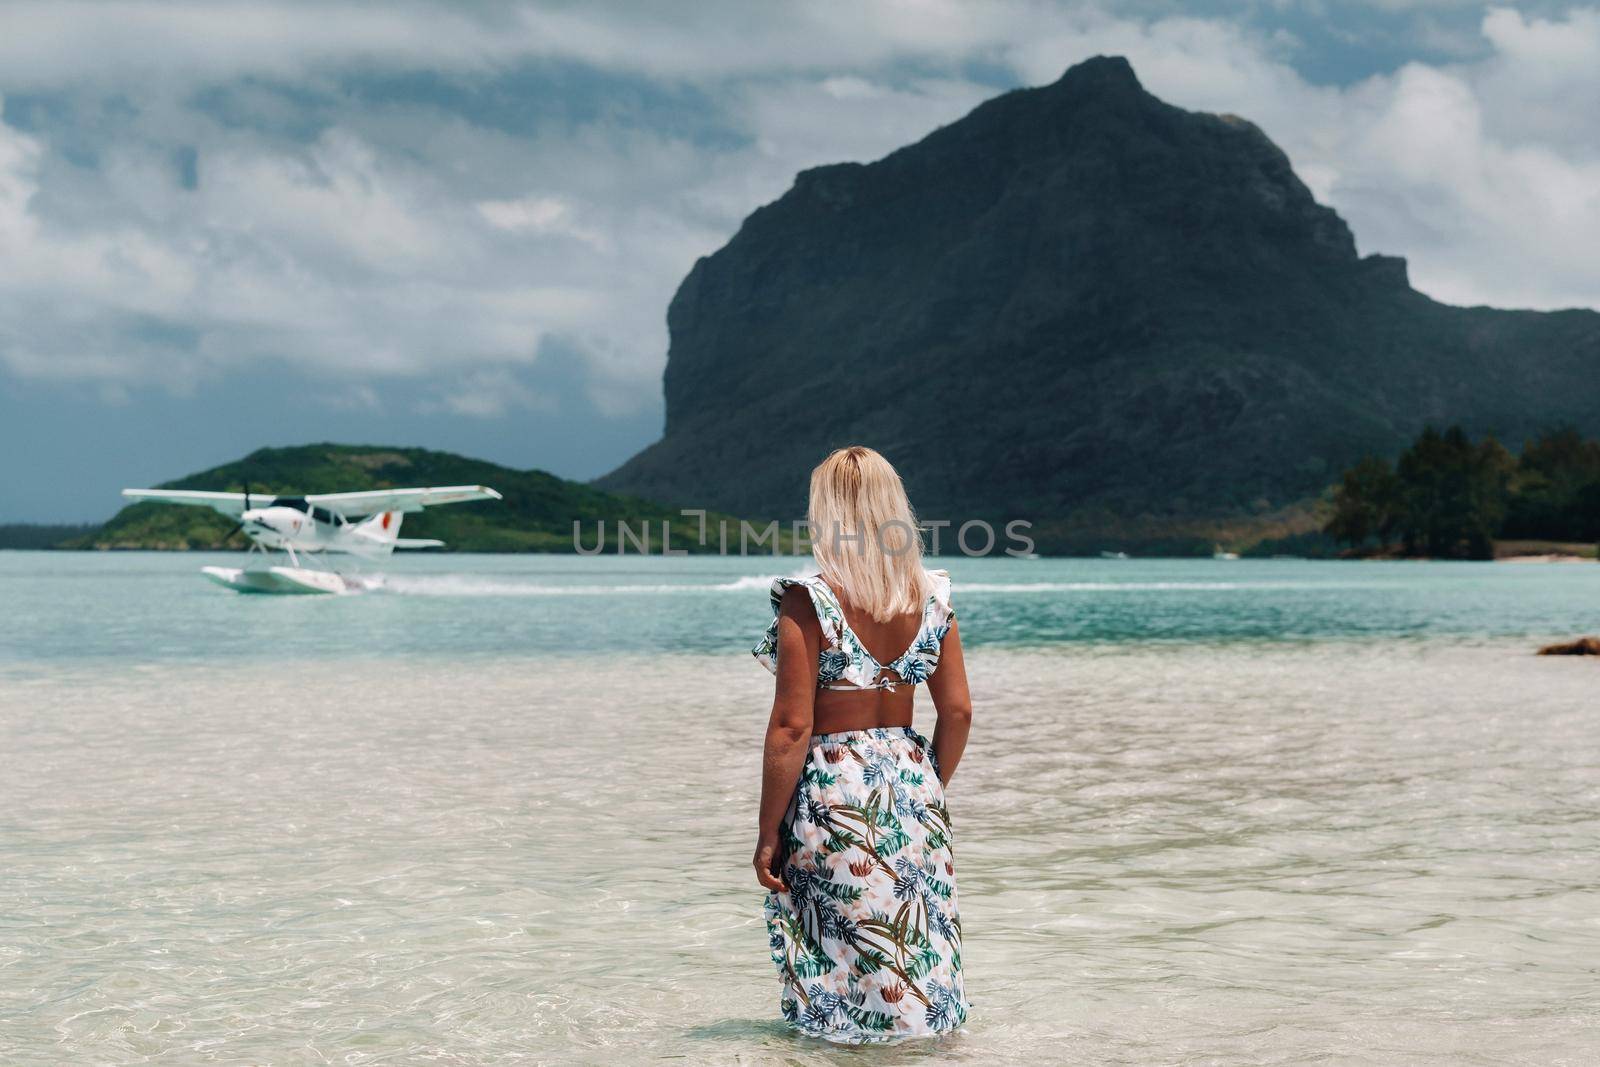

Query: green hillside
<box><xmin>80</xmin><ymin>444</ymin><xmax>723</xmax><ymax>552</ymax></box>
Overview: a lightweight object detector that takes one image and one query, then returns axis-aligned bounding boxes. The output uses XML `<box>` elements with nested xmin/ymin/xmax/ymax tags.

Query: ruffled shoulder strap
<box><xmin>925</xmin><ymin>568</ymin><xmax>955</xmax><ymax>626</ymax></box>
<box><xmin>752</xmin><ymin>575</ymin><xmax>843</xmax><ymax>676</ymax></box>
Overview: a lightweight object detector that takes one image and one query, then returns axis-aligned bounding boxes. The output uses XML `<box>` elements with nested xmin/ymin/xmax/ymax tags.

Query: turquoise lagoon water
<box><xmin>4</xmin><ymin>551</ymin><xmax>1600</xmax><ymax>664</ymax></box>
<box><xmin>2</xmin><ymin>552</ymin><xmax>1598</xmax><ymax>1063</ymax></box>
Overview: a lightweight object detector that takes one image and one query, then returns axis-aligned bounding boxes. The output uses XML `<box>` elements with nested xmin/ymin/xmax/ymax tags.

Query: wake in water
<box><xmin>380</xmin><ymin>572</ymin><xmax>808</xmax><ymax>597</ymax></box>
<box><xmin>379</xmin><ymin>574</ymin><xmax>1348</xmax><ymax>597</ymax></box>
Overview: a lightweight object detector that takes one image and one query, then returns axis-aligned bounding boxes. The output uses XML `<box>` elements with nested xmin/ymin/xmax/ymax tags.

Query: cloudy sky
<box><xmin>3</xmin><ymin>1</ymin><xmax>1598</xmax><ymax>520</ymax></box>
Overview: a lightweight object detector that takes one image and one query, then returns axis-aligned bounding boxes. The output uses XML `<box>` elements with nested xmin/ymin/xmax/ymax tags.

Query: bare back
<box><xmin>764</xmin><ymin>575</ymin><xmax>971</xmax><ymax>737</ymax></box>
<box><xmin>812</xmin><ymin>581</ymin><xmax>921</xmax><ymax>733</ymax></box>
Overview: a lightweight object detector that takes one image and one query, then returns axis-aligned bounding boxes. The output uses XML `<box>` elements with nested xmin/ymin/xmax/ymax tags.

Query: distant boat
<box><xmin>1213</xmin><ymin>545</ymin><xmax>1240</xmax><ymax>560</ymax></box>
<box><xmin>1100</xmin><ymin>550</ymin><xmax>1130</xmax><ymax>560</ymax></box>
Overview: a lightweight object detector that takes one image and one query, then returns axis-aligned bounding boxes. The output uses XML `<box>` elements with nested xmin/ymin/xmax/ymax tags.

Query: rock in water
<box><xmin>598</xmin><ymin>56</ymin><xmax>1600</xmax><ymax>545</ymax></box>
<box><xmin>1537</xmin><ymin>637</ymin><xmax>1600</xmax><ymax>656</ymax></box>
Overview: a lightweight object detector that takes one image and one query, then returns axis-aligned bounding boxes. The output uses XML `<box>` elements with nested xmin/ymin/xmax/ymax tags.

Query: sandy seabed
<box><xmin>3</xmin><ymin>639</ymin><xmax>1598</xmax><ymax>1064</ymax></box>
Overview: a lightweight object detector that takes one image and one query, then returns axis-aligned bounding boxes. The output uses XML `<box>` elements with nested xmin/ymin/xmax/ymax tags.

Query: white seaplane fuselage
<box><xmin>119</xmin><ymin>484</ymin><xmax>503</xmax><ymax>595</ymax></box>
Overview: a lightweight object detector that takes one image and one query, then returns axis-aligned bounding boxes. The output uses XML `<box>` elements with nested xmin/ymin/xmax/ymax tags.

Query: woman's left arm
<box><xmin>753</xmin><ymin>587</ymin><xmax>818</xmax><ymax>892</ymax></box>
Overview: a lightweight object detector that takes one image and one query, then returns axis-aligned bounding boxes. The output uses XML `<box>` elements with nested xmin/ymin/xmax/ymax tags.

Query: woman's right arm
<box><xmin>753</xmin><ymin>587</ymin><xmax>819</xmax><ymax>892</ymax></box>
<box><xmin>925</xmin><ymin>618</ymin><xmax>972</xmax><ymax>784</ymax></box>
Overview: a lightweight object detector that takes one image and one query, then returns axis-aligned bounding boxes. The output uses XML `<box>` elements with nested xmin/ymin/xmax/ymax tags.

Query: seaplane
<box><xmin>119</xmin><ymin>484</ymin><xmax>503</xmax><ymax>594</ymax></box>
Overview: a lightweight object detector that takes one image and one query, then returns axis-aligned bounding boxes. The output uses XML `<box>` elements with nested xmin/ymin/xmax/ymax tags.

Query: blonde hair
<box><xmin>808</xmin><ymin>446</ymin><xmax>931</xmax><ymax>622</ymax></box>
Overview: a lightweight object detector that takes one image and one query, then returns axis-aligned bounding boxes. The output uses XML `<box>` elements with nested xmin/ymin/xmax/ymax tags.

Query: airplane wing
<box><xmin>120</xmin><ymin>489</ymin><xmax>274</xmax><ymax>518</ymax></box>
<box><xmin>305</xmin><ymin>485</ymin><xmax>503</xmax><ymax>516</ymax></box>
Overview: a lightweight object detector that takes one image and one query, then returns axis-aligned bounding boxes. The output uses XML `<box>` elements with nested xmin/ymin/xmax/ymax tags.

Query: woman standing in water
<box><xmin>752</xmin><ymin>446</ymin><xmax>972</xmax><ymax>1042</ymax></box>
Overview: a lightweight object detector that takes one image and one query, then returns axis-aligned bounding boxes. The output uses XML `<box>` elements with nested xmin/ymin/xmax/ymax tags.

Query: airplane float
<box><xmin>119</xmin><ymin>484</ymin><xmax>503</xmax><ymax>594</ymax></box>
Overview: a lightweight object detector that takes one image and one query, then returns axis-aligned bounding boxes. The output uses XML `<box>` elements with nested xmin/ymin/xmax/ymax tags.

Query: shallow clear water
<box><xmin>2</xmin><ymin>552</ymin><xmax>1598</xmax><ymax>1063</ymax></box>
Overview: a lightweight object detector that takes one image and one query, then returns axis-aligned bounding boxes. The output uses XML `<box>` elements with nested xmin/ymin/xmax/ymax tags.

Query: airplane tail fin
<box><xmin>345</xmin><ymin>511</ymin><xmax>447</xmax><ymax>556</ymax></box>
<box><xmin>360</xmin><ymin>509</ymin><xmax>401</xmax><ymax>539</ymax></box>
<box><xmin>348</xmin><ymin>510</ymin><xmax>404</xmax><ymax>558</ymax></box>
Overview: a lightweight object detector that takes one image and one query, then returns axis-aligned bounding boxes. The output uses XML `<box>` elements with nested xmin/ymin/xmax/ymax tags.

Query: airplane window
<box><xmin>310</xmin><ymin>506</ymin><xmax>337</xmax><ymax>524</ymax></box>
<box><xmin>274</xmin><ymin>497</ymin><xmax>309</xmax><ymax>512</ymax></box>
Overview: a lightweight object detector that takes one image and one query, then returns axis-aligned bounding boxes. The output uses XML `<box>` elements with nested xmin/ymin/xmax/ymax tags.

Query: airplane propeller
<box><xmin>218</xmin><ymin>479</ymin><xmax>254</xmax><ymax>547</ymax></box>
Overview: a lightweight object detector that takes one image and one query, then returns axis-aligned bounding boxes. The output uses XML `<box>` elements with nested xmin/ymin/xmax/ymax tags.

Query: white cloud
<box><xmin>418</xmin><ymin>368</ymin><xmax>553</xmax><ymax>419</ymax></box>
<box><xmin>478</xmin><ymin>195</ymin><xmax>567</xmax><ymax>231</ymax></box>
<box><xmin>476</xmin><ymin>195</ymin><xmax>609</xmax><ymax>250</ymax></box>
<box><xmin>0</xmin><ymin>0</ymin><xmax>1031</xmax><ymax>86</ymax></box>
<box><xmin>0</xmin><ymin>115</ymin><xmax>41</xmax><ymax>241</ymax></box>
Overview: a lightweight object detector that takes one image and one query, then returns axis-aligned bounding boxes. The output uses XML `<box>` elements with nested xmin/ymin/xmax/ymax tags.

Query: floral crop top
<box><xmin>752</xmin><ymin>569</ymin><xmax>955</xmax><ymax>691</ymax></box>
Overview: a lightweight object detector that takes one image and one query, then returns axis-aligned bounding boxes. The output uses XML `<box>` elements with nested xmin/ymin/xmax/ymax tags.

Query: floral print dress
<box><xmin>753</xmin><ymin>571</ymin><xmax>969</xmax><ymax>1042</ymax></box>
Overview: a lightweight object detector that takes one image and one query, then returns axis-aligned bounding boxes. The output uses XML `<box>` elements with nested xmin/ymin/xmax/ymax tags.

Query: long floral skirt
<box><xmin>764</xmin><ymin>727</ymin><xmax>968</xmax><ymax>1043</ymax></box>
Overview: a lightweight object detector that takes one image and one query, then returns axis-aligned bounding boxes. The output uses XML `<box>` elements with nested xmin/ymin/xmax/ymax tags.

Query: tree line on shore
<box><xmin>1326</xmin><ymin>427</ymin><xmax>1600</xmax><ymax>559</ymax></box>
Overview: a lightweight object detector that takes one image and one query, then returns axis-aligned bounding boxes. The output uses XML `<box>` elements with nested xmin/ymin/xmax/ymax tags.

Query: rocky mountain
<box><xmin>598</xmin><ymin>56</ymin><xmax>1600</xmax><ymax>551</ymax></box>
<box><xmin>82</xmin><ymin>444</ymin><xmax>706</xmax><ymax>552</ymax></box>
